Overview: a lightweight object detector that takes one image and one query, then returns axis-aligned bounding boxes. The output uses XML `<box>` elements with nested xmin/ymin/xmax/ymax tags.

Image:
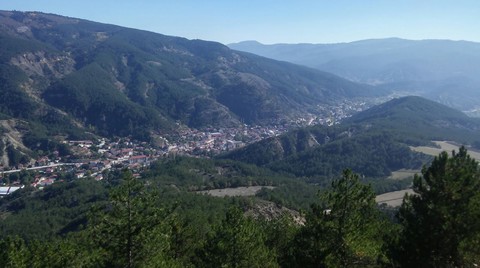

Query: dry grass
<box><xmin>376</xmin><ymin>189</ymin><xmax>414</xmax><ymax>207</ymax></box>
<box><xmin>381</xmin><ymin>141</ymin><xmax>480</xmax><ymax>207</ymax></box>
<box><xmin>388</xmin><ymin>169</ymin><xmax>419</xmax><ymax>180</ymax></box>
<box><xmin>410</xmin><ymin>141</ymin><xmax>480</xmax><ymax>161</ymax></box>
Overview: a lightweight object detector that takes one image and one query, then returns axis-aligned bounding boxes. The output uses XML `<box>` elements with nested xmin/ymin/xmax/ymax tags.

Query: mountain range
<box><xmin>229</xmin><ymin>39</ymin><xmax>480</xmax><ymax>114</ymax></box>
<box><xmin>0</xmin><ymin>11</ymin><xmax>376</xmax><ymax>140</ymax></box>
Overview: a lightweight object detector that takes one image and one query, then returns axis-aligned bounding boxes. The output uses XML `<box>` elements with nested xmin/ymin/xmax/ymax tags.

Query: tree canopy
<box><xmin>395</xmin><ymin>147</ymin><xmax>480</xmax><ymax>267</ymax></box>
<box><xmin>292</xmin><ymin>169</ymin><xmax>388</xmax><ymax>267</ymax></box>
<box><xmin>1</xmin><ymin>149</ymin><xmax>480</xmax><ymax>267</ymax></box>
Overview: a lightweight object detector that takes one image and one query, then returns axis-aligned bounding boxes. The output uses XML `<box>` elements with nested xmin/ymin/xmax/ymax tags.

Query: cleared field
<box><xmin>197</xmin><ymin>186</ymin><xmax>275</xmax><ymax>197</ymax></box>
<box><xmin>410</xmin><ymin>141</ymin><xmax>480</xmax><ymax>161</ymax></box>
<box><xmin>376</xmin><ymin>189</ymin><xmax>414</xmax><ymax>207</ymax></box>
<box><xmin>382</xmin><ymin>141</ymin><xmax>480</xmax><ymax>207</ymax></box>
<box><xmin>388</xmin><ymin>169</ymin><xmax>419</xmax><ymax>180</ymax></box>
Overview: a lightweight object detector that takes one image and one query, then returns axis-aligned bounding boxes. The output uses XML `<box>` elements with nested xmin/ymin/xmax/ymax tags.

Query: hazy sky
<box><xmin>2</xmin><ymin>0</ymin><xmax>480</xmax><ymax>44</ymax></box>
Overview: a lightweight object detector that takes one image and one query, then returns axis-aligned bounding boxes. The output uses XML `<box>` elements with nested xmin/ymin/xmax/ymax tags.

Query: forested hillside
<box><xmin>0</xmin><ymin>157</ymin><xmax>317</xmax><ymax>239</ymax></box>
<box><xmin>344</xmin><ymin>96</ymin><xmax>480</xmax><ymax>143</ymax></box>
<box><xmin>223</xmin><ymin>96</ymin><xmax>480</xmax><ymax>179</ymax></box>
<box><xmin>1</xmin><ymin>148</ymin><xmax>479</xmax><ymax>267</ymax></box>
<box><xmin>0</xmin><ymin>10</ymin><xmax>377</xmax><ymax>143</ymax></box>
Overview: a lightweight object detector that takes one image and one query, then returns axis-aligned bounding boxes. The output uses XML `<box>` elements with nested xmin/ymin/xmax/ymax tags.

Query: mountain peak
<box><xmin>229</xmin><ymin>40</ymin><xmax>263</xmax><ymax>46</ymax></box>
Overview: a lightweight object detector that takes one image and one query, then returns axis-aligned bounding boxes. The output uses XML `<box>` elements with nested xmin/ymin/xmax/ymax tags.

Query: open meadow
<box><xmin>410</xmin><ymin>141</ymin><xmax>480</xmax><ymax>161</ymax></box>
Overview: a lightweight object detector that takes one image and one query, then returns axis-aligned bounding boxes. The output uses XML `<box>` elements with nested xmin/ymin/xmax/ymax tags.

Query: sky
<box><xmin>2</xmin><ymin>0</ymin><xmax>480</xmax><ymax>44</ymax></box>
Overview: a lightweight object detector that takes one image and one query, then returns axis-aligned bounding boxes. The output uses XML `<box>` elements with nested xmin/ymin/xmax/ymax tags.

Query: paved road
<box><xmin>1</xmin><ymin>163</ymin><xmax>77</xmax><ymax>174</ymax></box>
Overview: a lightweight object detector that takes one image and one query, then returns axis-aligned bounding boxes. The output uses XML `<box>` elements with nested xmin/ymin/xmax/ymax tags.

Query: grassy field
<box><xmin>376</xmin><ymin>189</ymin><xmax>414</xmax><ymax>207</ymax></box>
<box><xmin>379</xmin><ymin>141</ymin><xmax>480</xmax><ymax>207</ymax></box>
<box><xmin>410</xmin><ymin>141</ymin><xmax>480</xmax><ymax>161</ymax></box>
<box><xmin>197</xmin><ymin>186</ymin><xmax>275</xmax><ymax>197</ymax></box>
<box><xmin>388</xmin><ymin>169</ymin><xmax>419</xmax><ymax>180</ymax></box>
<box><xmin>379</xmin><ymin>169</ymin><xmax>418</xmax><ymax>206</ymax></box>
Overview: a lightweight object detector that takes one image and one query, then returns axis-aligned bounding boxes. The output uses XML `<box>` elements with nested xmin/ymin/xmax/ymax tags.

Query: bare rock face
<box><xmin>10</xmin><ymin>51</ymin><xmax>75</xmax><ymax>79</ymax></box>
<box><xmin>0</xmin><ymin>120</ymin><xmax>31</xmax><ymax>167</ymax></box>
<box><xmin>245</xmin><ymin>200</ymin><xmax>304</xmax><ymax>224</ymax></box>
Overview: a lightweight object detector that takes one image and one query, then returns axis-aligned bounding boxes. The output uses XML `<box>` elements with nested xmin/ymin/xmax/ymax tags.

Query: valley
<box><xmin>229</xmin><ymin>39</ymin><xmax>480</xmax><ymax>114</ymax></box>
<box><xmin>1</xmin><ymin>8</ymin><xmax>480</xmax><ymax>267</ymax></box>
<box><xmin>0</xmin><ymin>11</ymin><xmax>478</xmax><ymax>215</ymax></box>
<box><xmin>0</xmin><ymin>96</ymin><xmax>387</xmax><ymax>193</ymax></box>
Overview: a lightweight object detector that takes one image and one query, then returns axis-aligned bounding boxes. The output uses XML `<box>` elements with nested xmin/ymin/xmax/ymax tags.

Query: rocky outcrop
<box><xmin>10</xmin><ymin>51</ymin><xmax>75</xmax><ymax>79</ymax></box>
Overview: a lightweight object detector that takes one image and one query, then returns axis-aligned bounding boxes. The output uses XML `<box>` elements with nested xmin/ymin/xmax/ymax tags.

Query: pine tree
<box><xmin>88</xmin><ymin>170</ymin><xmax>179</xmax><ymax>267</ymax></box>
<box><xmin>396</xmin><ymin>147</ymin><xmax>480</xmax><ymax>267</ymax></box>
<box><xmin>0</xmin><ymin>236</ymin><xmax>30</xmax><ymax>268</ymax></box>
<box><xmin>197</xmin><ymin>207</ymin><xmax>278</xmax><ymax>268</ymax></box>
<box><xmin>293</xmin><ymin>169</ymin><xmax>386</xmax><ymax>267</ymax></box>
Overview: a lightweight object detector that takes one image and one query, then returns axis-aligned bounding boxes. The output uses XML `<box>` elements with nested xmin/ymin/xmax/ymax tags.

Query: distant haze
<box><xmin>2</xmin><ymin>1</ymin><xmax>480</xmax><ymax>44</ymax></box>
<box><xmin>229</xmin><ymin>38</ymin><xmax>480</xmax><ymax>115</ymax></box>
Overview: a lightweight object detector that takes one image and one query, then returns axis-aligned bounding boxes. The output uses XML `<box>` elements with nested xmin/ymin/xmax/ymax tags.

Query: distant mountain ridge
<box><xmin>0</xmin><ymin>10</ymin><xmax>377</xmax><ymax>162</ymax></box>
<box><xmin>229</xmin><ymin>39</ymin><xmax>480</xmax><ymax>113</ymax></box>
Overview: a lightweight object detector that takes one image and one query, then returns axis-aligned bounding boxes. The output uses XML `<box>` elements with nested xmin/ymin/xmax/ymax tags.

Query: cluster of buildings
<box><xmin>165</xmin><ymin>125</ymin><xmax>291</xmax><ymax>156</ymax></box>
<box><xmin>164</xmin><ymin>98</ymin><xmax>384</xmax><ymax>156</ymax></box>
<box><xmin>0</xmin><ymin>126</ymin><xmax>284</xmax><ymax>195</ymax></box>
<box><xmin>0</xmin><ymin>138</ymin><xmax>155</xmax><ymax>193</ymax></box>
<box><xmin>0</xmin><ymin>97</ymin><xmax>386</xmax><ymax>196</ymax></box>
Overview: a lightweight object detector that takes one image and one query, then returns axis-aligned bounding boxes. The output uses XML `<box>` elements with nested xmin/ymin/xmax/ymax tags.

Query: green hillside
<box><xmin>344</xmin><ymin>96</ymin><xmax>480</xmax><ymax>143</ymax></box>
<box><xmin>0</xmin><ymin>10</ymin><xmax>376</xmax><ymax>143</ymax></box>
<box><xmin>0</xmin><ymin>157</ymin><xmax>316</xmax><ymax>240</ymax></box>
<box><xmin>223</xmin><ymin>126</ymin><xmax>428</xmax><ymax>179</ymax></box>
<box><xmin>1</xmin><ymin>132</ymin><xmax>480</xmax><ymax>267</ymax></box>
<box><xmin>222</xmin><ymin>96</ymin><xmax>480</xmax><ymax>179</ymax></box>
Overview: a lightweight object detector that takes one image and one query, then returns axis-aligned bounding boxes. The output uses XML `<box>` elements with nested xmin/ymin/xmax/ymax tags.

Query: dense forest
<box><xmin>1</xmin><ymin>148</ymin><xmax>479</xmax><ymax>267</ymax></box>
<box><xmin>223</xmin><ymin>125</ymin><xmax>430</xmax><ymax>180</ymax></box>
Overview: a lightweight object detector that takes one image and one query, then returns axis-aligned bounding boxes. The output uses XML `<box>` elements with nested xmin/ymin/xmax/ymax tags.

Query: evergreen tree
<box><xmin>88</xmin><ymin>170</ymin><xmax>180</xmax><ymax>267</ymax></box>
<box><xmin>197</xmin><ymin>207</ymin><xmax>278</xmax><ymax>268</ymax></box>
<box><xmin>0</xmin><ymin>236</ymin><xmax>30</xmax><ymax>268</ymax></box>
<box><xmin>261</xmin><ymin>214</ymin><xmax>299</xmax><ymax>267</ymax></box>
<box><xmin>396</xmin><ymin>147</ymin><xmax>480</xmax><ymax>267</ymax></box>
<box><xmin>293</xmin><ymin>169</ymin><xmax>386</xmax><ymax>267</ymax></box>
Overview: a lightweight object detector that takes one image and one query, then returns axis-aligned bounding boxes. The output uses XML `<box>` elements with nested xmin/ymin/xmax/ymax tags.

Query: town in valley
<box><xmin>0</xmin><ymin>97</ymin><xmax>392</xmax><ymax>196</ymax></box>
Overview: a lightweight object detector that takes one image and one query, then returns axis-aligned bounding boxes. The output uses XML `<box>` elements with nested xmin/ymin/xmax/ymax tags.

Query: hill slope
<box><xmin>344</xmin><ymin>96</ymin><xmax>480</xmax><ymax>142</ymax></box>
<box><xmin>0</xmin><ymin>157</ymin><xmax>316</xmax><ymax>240</ymax></box>
<box><xmin>0</xmin><ymin>10</ymin><xmax>376</xmax><ymax>142</ymax></box>
<box><xmin>222</xmin><ymin>96</ymin><xmax>480</xmax><ymax>178</ymax></box>
<box><xmin>229</xmin><ymin>39</ymin><xmax>480</xmax><ymax>113</ymax></box>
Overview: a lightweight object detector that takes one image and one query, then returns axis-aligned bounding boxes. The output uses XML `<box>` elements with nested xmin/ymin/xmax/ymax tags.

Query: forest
<box><xmin>1</xmin><ymin>147</ymin><xmax>479</xmax><ymax>267</ymax></box>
